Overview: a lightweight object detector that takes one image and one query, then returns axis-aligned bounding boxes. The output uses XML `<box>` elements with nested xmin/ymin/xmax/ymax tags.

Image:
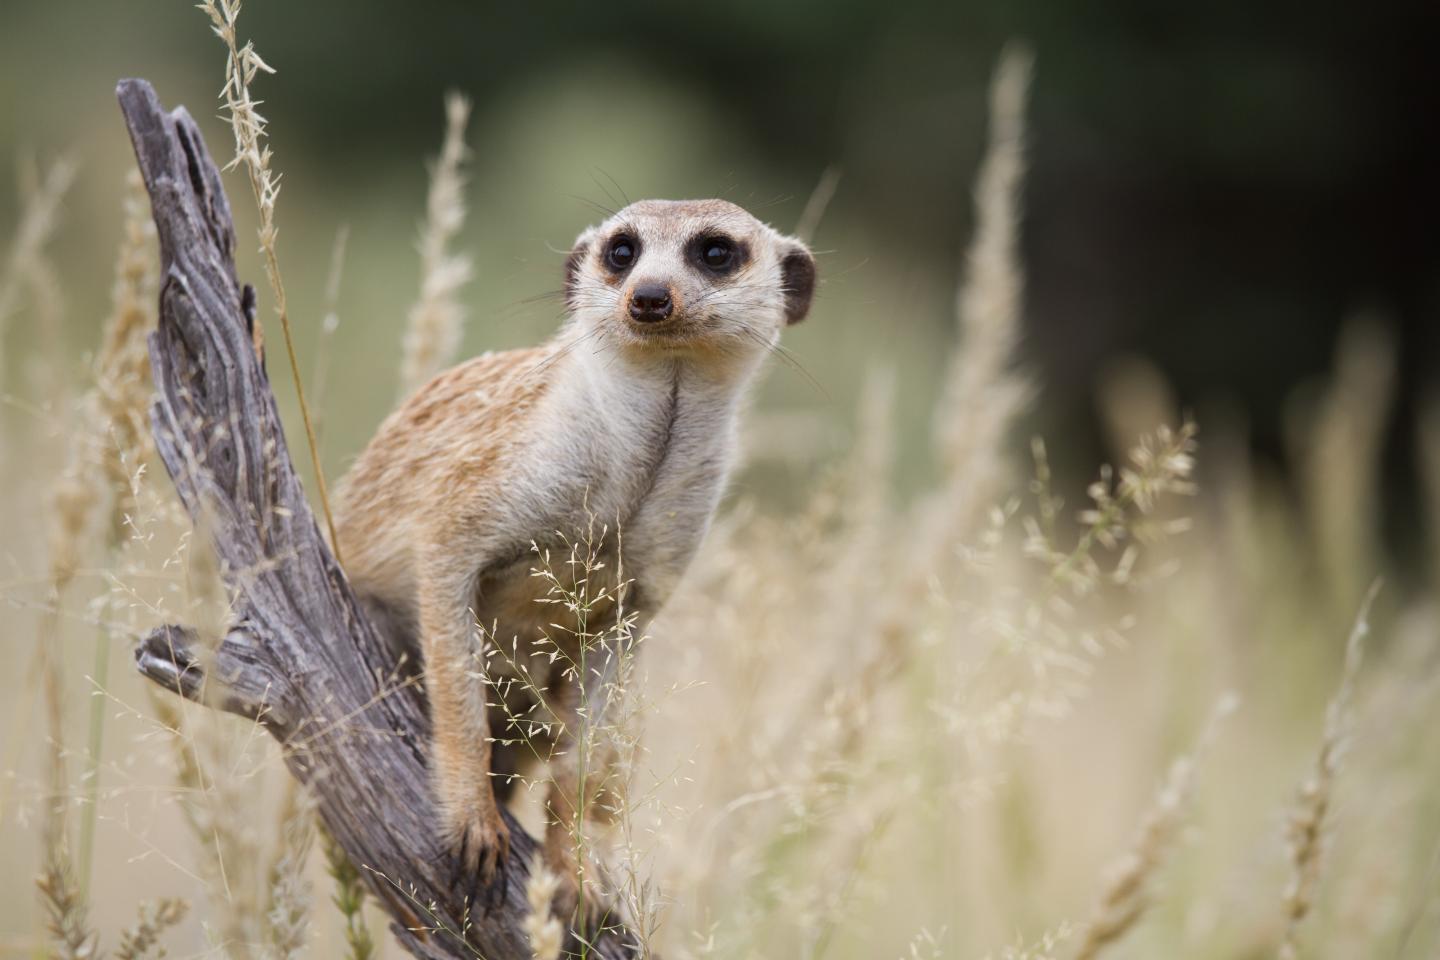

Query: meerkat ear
<box><xmin>780</xmin><ymin>241</ymin><xmax>817</xmax><ymax>324</ymax></box>
<box><xmin>564</xmin><ymin>229</ymin><xmax>596</xmax><ymax>312</ymax></box>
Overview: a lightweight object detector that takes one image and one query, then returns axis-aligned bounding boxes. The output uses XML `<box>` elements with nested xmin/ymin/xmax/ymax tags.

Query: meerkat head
<box><xmin>563</xmin><ymin>199</ymin><xmax>816</xmax><ymax>358</ymax></box>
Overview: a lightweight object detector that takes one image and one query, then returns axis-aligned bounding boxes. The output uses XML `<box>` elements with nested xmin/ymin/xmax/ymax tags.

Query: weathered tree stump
<box><xmin>117</xmin><ymin>78</ymin><xmax>638</xmax><ymax>960</ymax></box>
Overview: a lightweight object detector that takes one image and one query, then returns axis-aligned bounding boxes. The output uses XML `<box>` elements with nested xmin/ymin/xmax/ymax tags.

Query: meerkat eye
<box><xmin>699</xmin><ymin>238</ymin><xmax>735</xmax><ymax>271</ymax></box>
<box><xmin>605</xmin><ymin>236</ymin><xmax>637</xmax><ymax>271</ymax></box>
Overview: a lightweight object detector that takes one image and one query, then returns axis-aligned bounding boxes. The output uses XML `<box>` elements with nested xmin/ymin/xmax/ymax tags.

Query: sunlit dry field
<box><xmin>2</xmin><ymin>6</ymin><xmax>1438</xmax><ymax>960</ymax></box>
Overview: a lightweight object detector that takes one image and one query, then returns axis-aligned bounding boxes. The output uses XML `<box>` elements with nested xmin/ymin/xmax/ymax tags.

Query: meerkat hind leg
<box><xmin>543</xmin><ymin>642</ymin><xmax>627</xmax><ymax>927</ymax></box>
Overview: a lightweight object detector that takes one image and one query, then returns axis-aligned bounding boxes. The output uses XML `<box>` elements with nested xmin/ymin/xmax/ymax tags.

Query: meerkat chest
<box><xmin>474</xmin><ymin>365</ymin><xmax>737</xmax><ymax>655</ymax></box>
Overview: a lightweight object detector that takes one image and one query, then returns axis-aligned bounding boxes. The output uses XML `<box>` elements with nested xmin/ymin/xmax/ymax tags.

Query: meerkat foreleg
<box><xmin>417</xmin><ymin>556</ymin><xmax>510</xmax><ymax>898</ymax></box>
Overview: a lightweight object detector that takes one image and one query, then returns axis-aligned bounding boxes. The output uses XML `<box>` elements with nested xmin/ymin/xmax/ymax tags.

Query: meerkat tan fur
<box><xmin>333</xmin><ymin>198</ymin><xmax>816</xmax><ymax>904</ymax></box>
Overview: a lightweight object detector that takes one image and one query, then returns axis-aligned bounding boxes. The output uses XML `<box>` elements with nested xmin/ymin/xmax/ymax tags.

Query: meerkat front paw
<box><xmin>443</xmin><ymin>798</ymin><xmax>512</xmax><ymax>909</ymax></box>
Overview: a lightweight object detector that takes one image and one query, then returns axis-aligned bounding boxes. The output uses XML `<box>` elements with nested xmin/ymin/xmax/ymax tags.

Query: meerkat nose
<box><xmin>628</xmin><ymin>283</ymin><xmax>674</xmax><ymax>323</ymax></box>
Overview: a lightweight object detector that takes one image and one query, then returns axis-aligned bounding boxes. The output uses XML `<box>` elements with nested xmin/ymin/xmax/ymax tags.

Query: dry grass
<box><xmin>0</xmin><ymin>154</ymin><xmax>76</xmax><ymax>398</ymax></box>
<box><xmin>1</xmin><ymin>23</ymin><xmax>1437</xmax><ymax>960</ymax></box>
<box><xmin>198</xmin><ymin>0</ymin><xmax>341</xmax><ymax>562</ymax></box>
<box><xmin>523</xmin><ymin>859</ymin><xmax>564</xmax><ymax>960</ymax></box>
<box><xmin>1293</xmin><ymin>321</ymin><xmax>1395</xmax><ymax>617</ymax></box>
<box><xmin>35</xmin><ymin>849</ymin><xmax>96</xmax><ymax>960</ymax></box>
<box><xmin>112</xmin><ymin>899</ymin><xmax>188</xmax><ymax>960</ymax></box>
<box><xmin>266</xmin><ymin>782</ymin><xmax>316</xmax><ymax>960</ymax></box>
<box><xmin>1071</xmin><ymin>694</ymin><xmax>1235</xmax><ymax>960</ymax></box>
<box><xmin>322</xmin><ymin>827</ymin><xmax>376</xmax><ymax>960</ymax></box>
<box><xmin>398</xmin><ymin>91</ymin><xmax>473</xmax><ymax>400</ymax></box>
<box><xmin>793</xmin><ymin>166</ymin><xmax>843</xmax><ymax>246</ymax></box>
<box><xmin>1278</xmin><ymin>581</ymin><xmax>1381</xmax><ymax>960</ymax></box>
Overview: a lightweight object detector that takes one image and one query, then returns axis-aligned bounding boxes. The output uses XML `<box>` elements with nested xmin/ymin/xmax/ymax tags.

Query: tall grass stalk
<box><xmin>1072</xmin><ymin>694</ymin><xmax>1237</xmax><ymax>960</ymax></box>
<box><xmin>39</xmin><ymin>493</ymin><xmax>97</xmax><ymax>960</ymax></box>
<box><xmin>1295</xmin><ymin>320</ymin><xmax>1394</xmax><ymax>616</ymax></box>
<box><xmin>266</xmin><ymin>780</ymin><xmax>316</xmax><ymax>960</ymax></box>
<box><xmin>1277</xmin><ymin>581</ymin><xmax>1382</xmax><ymax>959</ymax></box>
<box><xmin>794</xmin><ymin>165</ymin><xmax>842</xmax><ymax>245</ymax></box>
<box><xmin>38</xmin><ymin>610</ymin><xmax>94</xmax><ymax>960</ymax></box>
<box><xmin>198</xmin><ymin>0</ymin><xmax>343</xmax><ymax>563</ymax></box>
<box><xmin>139</xmin><ymin>529</ymin><xmax>269</xmax><ymax>959</ymax></box>
<box><xmin>931</xmin><ymin>41</ymin><xmax>1033</xmax><ymax>497</ymax></box>
<box><xmin>113</xmin><ymin>899</ymin><xmax>189</xmax><ymax>960</ymax></box>
<box><xmin>0</xmin><ymin>154</ymin><xmax>76</xmax><ymax>395</ymax></box>
<box><xmin>78</xmin><ymin>167</ymin><xmax>159</xmax><ymax>894</ymax></box>
<box><xmin>323</xmin><ymin>827</ymin><xmax>376</xmax><ymax>960</ymax></box>
<box><xmin>876</xmin><ymin>40</ymin><xmax>1035</xmax><ymax>661</ymax></box>
<box><xmin>36</xmin><ymin>845</ymin><xmax>98</xmax><ymax>960</ymax></box>
<box><xmin>25</xmin><ymin>152</ymin><xmax>102</xmax><ymax>960</ymax></box>
<box><xmin>0</xmin><ymin>155</ymin><xmax>76</xmax><ymax>830</ymax></box>
<box><xmin>399</xmin><ymin>90</ymin><xmax>473</xmax><ymax>399</ymax></box>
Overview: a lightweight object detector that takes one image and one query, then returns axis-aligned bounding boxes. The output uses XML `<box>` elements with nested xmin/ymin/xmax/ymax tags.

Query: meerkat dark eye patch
<box><xmin>605</xmin><ymin>234</ymin><xmax>638</xmax><ymax>272</ymax></box>
<box><xmin>689</xmin><ymin>233</ymin><xmax>748</xmax><ymax>275</ymax></box>
<box><xmin>780</xmin><ymin>245</ymin><xmax>817</xmax><ymax>324</ymax></box>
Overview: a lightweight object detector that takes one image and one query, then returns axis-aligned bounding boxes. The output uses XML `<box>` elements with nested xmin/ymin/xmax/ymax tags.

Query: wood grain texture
<box><xmin>116</xmin><ymin>78</ymin><xmax>639</xmax><ymax>960</ymax></box>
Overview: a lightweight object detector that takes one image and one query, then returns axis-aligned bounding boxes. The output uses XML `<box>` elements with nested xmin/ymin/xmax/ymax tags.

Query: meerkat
<box><xmin>333</xmin><ymin>198</ymin><xmax>816</xmax><ymax>906</ymax></box>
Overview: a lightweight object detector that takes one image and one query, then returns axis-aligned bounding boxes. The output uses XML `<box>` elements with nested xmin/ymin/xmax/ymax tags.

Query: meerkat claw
<box><xmin>451</xmin><ymin>813</ymin><xmax>510</xmax><ymax>913</ymax></box>
<box><xmin>484</xmin><ymin>853</ymin><xmax>508</xmax><ymax>910</ymax></box>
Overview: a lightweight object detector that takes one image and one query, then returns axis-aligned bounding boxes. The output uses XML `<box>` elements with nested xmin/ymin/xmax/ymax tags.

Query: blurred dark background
<box><xmin>2</xmin><ymin>0</ymin><xmax>1436</xmax><ymax>566</ymax></box>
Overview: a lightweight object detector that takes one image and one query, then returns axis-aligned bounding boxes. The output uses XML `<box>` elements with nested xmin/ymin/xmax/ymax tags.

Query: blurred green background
<box><xmin>2</xmin><ymin>0</ymin><xmax>1435</xmax><ymax>568</ymax></box>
